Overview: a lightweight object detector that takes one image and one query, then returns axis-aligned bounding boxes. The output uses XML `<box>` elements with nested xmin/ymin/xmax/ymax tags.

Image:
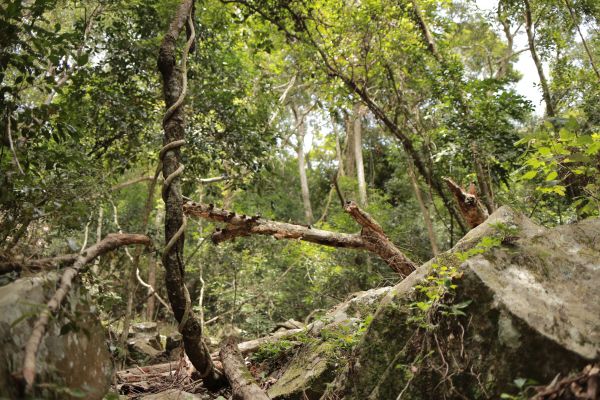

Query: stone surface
<box><xmin>0</xmin><ymin>273</ymin><xmax>112</xmax><ymax>399</ymax></box>
<box><xmin>140</xmin><ymin>389</ymin><xmax>206</xmax><ymax>399</ymax></box>
<box><xmin>132</xmin><ymin>321</ymin><xmax>158</xmax><ymax>334</ymax></box>
<box><xmin>321</xmin><ymin>207</ymin><xmax>600</xmax><ymax>399</ymax></box>
<box><xmin>266</xmin><ymin>286</ymin><xmax>391</xmax><ymax>400</ymax></box>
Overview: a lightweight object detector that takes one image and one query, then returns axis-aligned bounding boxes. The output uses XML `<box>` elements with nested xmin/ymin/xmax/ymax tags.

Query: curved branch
<box><xmin>18</xmin><ymin>233</ymin><xmax>152</xmax><ymax>393</ymax></box>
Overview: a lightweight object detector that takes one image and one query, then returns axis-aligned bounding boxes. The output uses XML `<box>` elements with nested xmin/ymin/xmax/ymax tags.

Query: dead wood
<box><xmin>0</xmin><ymin>253</ymin><xmax>77</xmax><ymax>274</ymax></box>
<box><xmin>18</xmin><ymin>233</ymin><xmax>151</xmax><ymax>393</ymax></box>
<box><xmin>210</xmin><ymin>328</ymin><xmax>305</xmax><ymax>360</ymax></box>
<box><xmin>531</xmin><ymin>363</ymin><xmax>599</xmax><ymax>399</ymax></box>
<box><xmin>183</xmin><ymin>200</ymin><xmax>416</xmax><ymax>277</ymax></box>
<box><xmin>443</xmin><ymin>178</ymin><xmax>489</xmax><ymax>229</ymax></box>
<box><xmin>220</xmin><ymin>336</ymin><xmax>271</xmax><ymax>400</ymax></box>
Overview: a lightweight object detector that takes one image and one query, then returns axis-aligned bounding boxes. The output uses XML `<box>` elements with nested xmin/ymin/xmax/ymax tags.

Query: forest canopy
<box><xmin>1</xmin><ymin>0</ymin><xmax>599</xmax><ymax>398</ymax></box>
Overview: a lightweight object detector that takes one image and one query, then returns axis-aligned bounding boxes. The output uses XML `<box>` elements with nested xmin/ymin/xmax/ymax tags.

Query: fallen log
<box><xmin>184</xmin><ymin>200</ymin><xmax>416</xmax><ymax>277</ymax></box>
<box><xmin>16</xmin><ymin>233</ymin><xmax>152</xmax><ymax>393</ymax></box>
<box><xmin>220</xmin><ymin>337</ymin><xmax>270</xmax><ymax>400</ymax></box>
<box><xmin>210</xmin><ymin>328</ymin><xmax>305</xmax><ymax>360</ymax></box>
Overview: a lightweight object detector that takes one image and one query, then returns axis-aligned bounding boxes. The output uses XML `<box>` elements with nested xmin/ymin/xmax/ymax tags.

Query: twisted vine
<box><xmin>160</xmin><ymin>14</ymin><xmax>195</xmax><ymax>334</ymax></box>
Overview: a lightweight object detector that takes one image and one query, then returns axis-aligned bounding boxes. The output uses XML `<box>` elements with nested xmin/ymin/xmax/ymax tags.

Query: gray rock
<box><xmin>132</xmin><ymin>321</ymin><xmax>158</xmax><ymax>335</ymax></box>
<box><xmin>0</xmin><ymin>273</ymin><xmax>112</xmax><ymax>399</ymax></box>
<box><xmin>323</xmin><ymin>206</ymin><xmax>600</xmax><ymax>399</ymax></box>
<box><xmin>266</xmin><ymin>286</ymin><xmax>391</xmax><ymax>399</ymax></box>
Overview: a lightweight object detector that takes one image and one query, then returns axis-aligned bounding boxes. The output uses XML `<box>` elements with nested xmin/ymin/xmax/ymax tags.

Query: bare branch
<box><xmin>183</xmin><ymin>201</ymin><xmax>417</xmax><ymax>276</ymax></box>
<box><xmin>18</xmin><ymin>233</ymin><xmax>152</xmax><ymax>393</ymax></box>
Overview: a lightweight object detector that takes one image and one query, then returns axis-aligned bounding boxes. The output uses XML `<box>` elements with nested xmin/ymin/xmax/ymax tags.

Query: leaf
<box><xmin>514</xmin><ymin>378</ymin><xmax>527</xmax><ymax>389</ymax></box>
<box><xmin>545</xmin><ymin>171</ymin><xmax>558</xmax><ymax>181</ymax></box>
<box><xmin>521</xmin><ymin>170</ymin><xmax>537</xmax><ymax>180</ymax></box>
<box><xmin>453</xmin><ymin>300</ymin><xmax>472</xmax><ymax>309</ymax></box>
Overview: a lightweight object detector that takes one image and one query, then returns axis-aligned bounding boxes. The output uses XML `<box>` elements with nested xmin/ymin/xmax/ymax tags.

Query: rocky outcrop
<box><xmin>127</xmin><ymin>321</ymin><xmax>164</xmax><ymax>363</ymax></box>
<box><xmin>322</xmin><ymin>206</ymin><xmax>599</xmax><ymax>399</ymax></box>
<box><xmin>0</xmin><ymin>273</ymin><xmax>112</xmax><ymax>399</ymax></box>
<box><xmin>256</xmin><ymin>207</ymin><xmax>599</xmax><ymax>400</ymax></box>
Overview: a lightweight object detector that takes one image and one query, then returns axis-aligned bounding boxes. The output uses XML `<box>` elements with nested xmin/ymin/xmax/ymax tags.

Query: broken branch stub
<box><xmin>443</xmin><ymin>177</ymin><xmax>489</xmax><ymax>229</ymax></box>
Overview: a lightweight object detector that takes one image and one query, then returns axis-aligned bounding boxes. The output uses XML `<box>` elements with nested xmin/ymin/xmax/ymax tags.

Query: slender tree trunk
<box><xmin>471</xmin><ymin>143</ymin><xmax>495</xmax><ymax>214</ymax></box>
<box><xmin>332</xmin><ymin>116</ymin><xmax>345</xmax><ymax>177</ymax></box>
<box><xmin>353</xmin><ymin>103</ymin><xmax>367</xmax><ymax>206</ymax></box>
<box><xmin>146</xmin><ymin>209</ymin><xmax>162</xmax><ymax>320</ymax></box>
<box><xmin>564</xmin><ymin>0</ymin><xmax>600</xmax><ymax>81</ymax></box>
<box><xmin>344</xmin><ymin>110</ymin><xmax>356</xmax><ymax>177</ymax></box>
<box><xmin>407</xmin><ymin>162</ymin><xmax>439</xmax><ymax>255</ymax></box>
<box><xmin>524</xmin><ymin>0</ymin><xmax>556</xmax><ymax>117</ymax></box>
<box><xmin>92</xmin><ymin>206</ymin><xmax>103</xmax><ymax>275</ymax></box>
<box><xmin>292</xmin><ymin>105</ymin><xmax>313</xmax><ymax>224</ymax></box>
<box><xmin>158</xmin><ymin>0</ymin><xmax>224</xmax><ymax>389</ymax></box>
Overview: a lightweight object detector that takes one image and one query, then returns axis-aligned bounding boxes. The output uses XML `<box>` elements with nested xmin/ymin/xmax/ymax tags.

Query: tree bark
<box><xmin>219</xmin><ymin>337</ymin><xmax>271</xmax><ymax>400</ymax></box>
<box><xmin>524</xmin><ymin>0</ymin><xmax>556</xmax><ymax>117</ymax></box>
<box><xmin>344</xmin><ymin>110</ymin><xmax>356</xmax><ymax>177</ymax></box>
<box><xmin>292</xmin><ymin>105</ymin><xmax>313</xmax><ymax>224</ymax></box>
<box><xmin>353</xmin><ymin>103</ymin><xmax>368</xmax><ymax>206</ymax></box>
<box><xmin>183</xmin><ymin>201</ymin><xmax>416</xmax><ymax>277</ymax></box>
<box><xmin>158</xmin><ymin>0</ymin><xmax>225</xmax><ymax>389</ymax></box>
<box><xmin>443</xmin><ymin>178</ymin><xmax>489</xmax><ymax>229</ymax></box>
<box><xmin>18</xmin><ymin>233</ymin><xmax>151</xmax><ymax>393</ymax></box>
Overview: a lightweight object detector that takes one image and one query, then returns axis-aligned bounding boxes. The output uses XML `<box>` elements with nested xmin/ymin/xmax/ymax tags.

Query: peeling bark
<box><xmin>443</xmin><ymin>178</ymin><xmax>489</xmax><ymax>229</ymax></box>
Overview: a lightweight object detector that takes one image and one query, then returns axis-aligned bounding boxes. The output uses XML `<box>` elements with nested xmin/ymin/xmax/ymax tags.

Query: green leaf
<box><xmin>545</xmin><ymin>171</ymin><xmax>558</xmax><ymax>181</ymax></box>
<box><xmin>521</xmin><ymin>170</ymin><xmax>537</xmax><ymax>180</ymax></box>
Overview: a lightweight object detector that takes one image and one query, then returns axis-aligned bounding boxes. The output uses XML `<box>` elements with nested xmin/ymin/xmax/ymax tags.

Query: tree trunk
<box><xmin>333</xmin><ymin>116</ymin><xmax>345</xmax><ymax>177</ymax></box>
<box><xmin>157</xmin><ymin>0</ymin><xmax>225</xmax><ymax>389</ymax></box>
<box><xmin>344</xmin><ymin>110</ymin><xmax>356</xmax><ymax>177</ymax></box>
<box><xmin>471</xmin><ymin>143</ymin><xmax>495</xmax><ymax>214</ymax></box>
<box><xmin>524</xmin><ymin>0</ymin><xmax>556</xmax><ymax>117</ymax></box>
<box><xmin>146</xmin><ymin>209</ymin><xmax>162</xmax><ymax>320</ymax></box>
<box><xmin>564</xmin><ymin>0</ymin><xmax>600</xmax><ymax>81</ymax></box>
<box><xmin>407</xmin><ymin>162</ymin><xmax>439</xmax><ymax>255</ymax></box>
<box><xmin>292</xmin><ymin>105</ymin><xmax>313</xmax><ymax>224</ymax></box>
<box><xmin>219</xmin><ymin>337</ymin><xmax>270</xmax><ymax>400</ymax></box>
<box><xmin>353</xmin><ymin>103</ymin><xmax>368</xmax><ymax>206</ymax></box>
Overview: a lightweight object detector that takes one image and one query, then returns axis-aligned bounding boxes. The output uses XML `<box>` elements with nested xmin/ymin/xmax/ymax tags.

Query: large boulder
<box><xmin>322</xmin><ymin>206</ymin><xmax>600</xmax><ymax>399</ymax></box>
<box><xmin>0</xmin><ymin>273</ymin><xmax>112</xmax><ymax>399</ymax></box>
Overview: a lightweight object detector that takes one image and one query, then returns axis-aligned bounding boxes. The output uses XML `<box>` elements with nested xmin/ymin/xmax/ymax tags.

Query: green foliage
<box><xmin>410</xmin><ymin>233</ymin><xmax>504</xmax><ymax>328</ymax></box>
<box><xmin>517</xmin><ymin>117</ymin><xmax>600</xmax><ymax>216</ymax></box>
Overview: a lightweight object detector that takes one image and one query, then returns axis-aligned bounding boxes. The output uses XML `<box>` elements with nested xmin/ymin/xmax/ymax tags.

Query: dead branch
<box><xmin>17</xmin><ymin>233</ymin><xmax>152</xmax><ymax>393</ymax></box>
<box><xmin>112</xmin><ymin>174</ymin><xmax>225</xmax><ymax>190</ymax></box>
<box><xmin>111</xmin><ymin>175</ymin><xmax>154</xmax><ymax>190</ymax></box>
<box><xmin>443</xmin><ymin>178</ymin><xmax>488</xmax><ymax>229</ymax></box>
<box><xmin>183</xmin><ymin>201</ymin><xmax>416</xmax><ymax>276</ymax></box>
<box><xmin>219</xmin><ymin>337</ymin><xmax>271</xmax><ymax>400</ymax></box>
<box><xmin>0</xmin><ymin>253</ymin><xmax>78</xmax><ymax>274</ymax></box>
